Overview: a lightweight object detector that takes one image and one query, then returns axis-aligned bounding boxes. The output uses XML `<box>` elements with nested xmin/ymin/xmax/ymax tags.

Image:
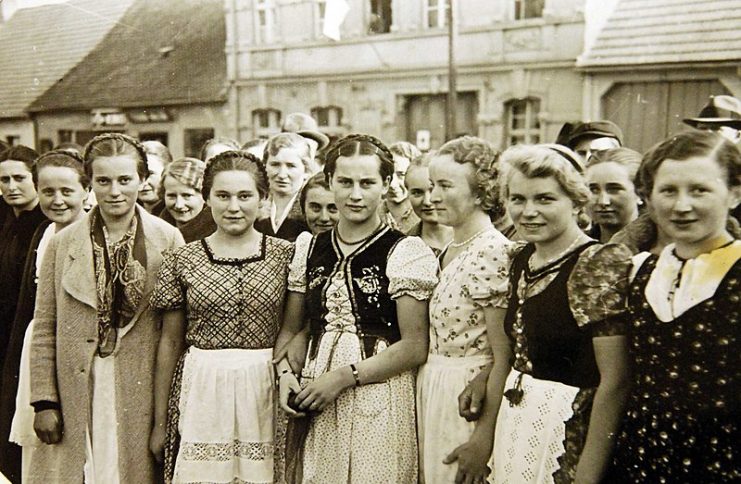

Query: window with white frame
<box><xmin>314</xmin><ymin>0</ymin><xmax>327</xmax><ymax>38</ymax></box>
<box><xmin>255</xmin><ymin>0</ymin><xmax>277</xmax><ymax>44</ymax></box>
<box><xmin>425</xmin><ymin>0</ymin><xmax>449</xmax><ymax>29</ymax></box>
<box><xmin>514</xmin><ymin>0</ymin><xmax>545</xmax><ymax>20</ymax></box>
<box><xmin>311</xmin><ymin>106</ymin><xmax>344</xmax><ymax>136</ymax></box>
<box><xmin>252</xmin><ymin>108</ymin><xmax>282</xmax><ymax>137</ymax></box>
<box><xmin>505</xmin><ymin>98</ymin><xmax>541</xmax><ymax>146</ymax></box>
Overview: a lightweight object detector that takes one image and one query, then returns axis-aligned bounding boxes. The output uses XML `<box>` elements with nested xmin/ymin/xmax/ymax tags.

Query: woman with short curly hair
<box><xmin>415</xmin><ymin>136</ymin><xmax>513</xmax><ymax>483</ymax></box>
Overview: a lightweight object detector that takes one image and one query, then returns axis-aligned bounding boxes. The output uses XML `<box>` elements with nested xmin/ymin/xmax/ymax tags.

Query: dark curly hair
<box><xmin>202</xmin><ymin>150</ymin><xmax>269</xmax><ymax>200</ymax></box>
<box><xmin>32</xmin><ymin>149</ymin><xmax>89</xmax><ymax>189</ymax></box>
<box><xmin>322</xmin><ymin>134</ymin><xmax>394</xmax><ymax>181</ymax></box>
<box><xmin>83</xmin><ymin>133</ymin><xmax>148</xmax><ymax>180</ymax></box>
<box><xmin>436</xmin><ymin>136</ymin><xmax>505</xmax><ymax>219</ymax></box>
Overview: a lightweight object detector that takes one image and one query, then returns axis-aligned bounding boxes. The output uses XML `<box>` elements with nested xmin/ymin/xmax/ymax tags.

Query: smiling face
<box><xmin>405</xmin><ymin>165</ymin><xmax>439</xmax><ymax>224</ymax></box>
<box><xmin>138</xmin><ymin>154</ymin><xmax>165</xmax><ymax>205</ymax></box>
<box><xmin>163</xmin><ymin>175</ymin><xmax>205</xmax><ymax>225</ymax></box>
<box><xmin>330</xmin><ymin>154</ymin><xmax>388</xmax><ymax>225</ymax></box>
<box><xmin>507</xmin><ymin>170</ymin><xmax>579</xmax><ymax>246</ymax></box>
<box><xmin>388</xmin><ymin>154</ymin><xmax>411</xmax><ymax>204</ymax></box>
<box><xmin>209</xmin><ymin>170</ymin><xmax>262</xmax><ymax>236</ymax></box>
<box><xmin>303</xmin><ymin>186</ymin><xmax>338</xmax><ymax>234</ymax></box>
<box><xmin>0</xmin><ymin>160</ymin><xmax>37</xmax><ymax>212</ymax></box>
<box><xmin>650</xmin><ymin>156</ymin><xmax>737</xmax><ymax>255</ymax></box>
<box><xmin>37</xmin><ymin>166</ymin><xmax>88</xmax><ymax>227</ymax></box>
<box><xmin>586</xmin><ymin>161</ymin><xmax>640</xmax><ymax>231</ymax></box>
<box><xmin>428</xmin><ymin>154</ymin><xmax>479</xmax><ymax>228</ymax></box>
<box><xmin>266</xmin><ymin>147</ymin><xmax>307</xmax><ymax>197</ymax></box>
<box><xmin>90</xmin><ymin>155</ymin><xmax>142</xmax><ymax>221</ymax></box>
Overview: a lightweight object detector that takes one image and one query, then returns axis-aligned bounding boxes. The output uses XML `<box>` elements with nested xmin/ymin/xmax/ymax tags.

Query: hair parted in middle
<box><xmin>437</xmin><ymin>135</ymin><xmax>506</xmax><ymax>220</ymax></box>
<box><xmin>201</xmin><ymin>150</ymin><xmax>269</xmax><ymax>200</ymax></box>
<box><xmin>32</xmin><ymin>149</ymin><xmax>89</xmax><ymax>189</ymax></box>
<box><xmin>322</xmin><ymin>133</ymin><xmax>395</xmax><ymax>180</ymax></box>
<box><xmin>500</xmin><ymin>143</ymin><xmax>591</xmax><ymax>209</ymax></box>
<box><xmin>299</xmin><ymin>171</ymin><xmax>332</xmax><ymax>215</ymax></box>
<box><xmin>82</xmin><ymin>132</ymin><xmax>149</xmax><ymax>180</ymax></box>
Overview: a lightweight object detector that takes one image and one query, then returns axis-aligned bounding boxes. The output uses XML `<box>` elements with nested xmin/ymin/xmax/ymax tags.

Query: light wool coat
<box><xmin>29</xmin><ymin>207</ymin><xmax>184</xmax><ymax>484</ymax></box>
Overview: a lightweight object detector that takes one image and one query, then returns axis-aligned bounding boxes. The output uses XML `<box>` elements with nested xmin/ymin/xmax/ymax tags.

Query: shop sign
<box><xmin>127</xmin><ymin>108</ymin><xmax>172</xmax><ymax>123</ymax></box>
<box><xmin>91</xmin><ymin>109</ymin><xmax>127</xmax><ymax>128</ymax></box>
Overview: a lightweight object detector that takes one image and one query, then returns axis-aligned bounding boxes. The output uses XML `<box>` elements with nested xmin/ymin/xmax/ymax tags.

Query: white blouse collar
<box><xmin>644</xmin><ymin>241</ymin><xmax>741</xmax><ymax>322</ymax></box>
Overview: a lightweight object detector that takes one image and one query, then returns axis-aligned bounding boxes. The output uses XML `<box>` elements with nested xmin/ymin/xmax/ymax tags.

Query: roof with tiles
<box><xmin>28</xmin><ymin>0</ymin><xmax>226</xmax><ymax>112</ymax></box>
<box><xmin>578</xmin><ymin>0</ymin><xmax>741</xmax><ymax>68</ymax></box>
<box><xmin>0</xmin><ymin>0</ymin><xmax>135</xmax><ymax>118</ymax></box>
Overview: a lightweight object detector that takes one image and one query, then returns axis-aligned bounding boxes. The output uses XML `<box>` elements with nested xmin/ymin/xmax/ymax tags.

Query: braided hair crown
<box><xmin>202</xmin><ymin>149</ymin><xmax>269</xmax><ymax>200</ymax></box>
<box><xmin>83</xmin><ymin>132</ymin><xmax>149</xmax><ymax>180</ymax></box>
<box><xmin>323</xmin><ymin>133</ymin><xmax>395</xmax><ymax>180</ymax></box>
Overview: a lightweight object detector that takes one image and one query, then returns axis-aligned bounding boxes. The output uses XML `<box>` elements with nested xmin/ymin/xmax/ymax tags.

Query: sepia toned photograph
<box><xmin>0</xmin><ymin>0</ymin><xmax>739</xmax><ymax>482</ymax></box>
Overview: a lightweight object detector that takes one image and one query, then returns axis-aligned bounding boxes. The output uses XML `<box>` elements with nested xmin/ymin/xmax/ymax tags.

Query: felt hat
<box><xmin>281</xmin><ymin>113</ymin><xmax>330</xmax><ymax>150</ymax></box>
<box><xmin>683</xmin><ymin>95</ymin><xmax>741</xmax><ymax>130</ymax></box>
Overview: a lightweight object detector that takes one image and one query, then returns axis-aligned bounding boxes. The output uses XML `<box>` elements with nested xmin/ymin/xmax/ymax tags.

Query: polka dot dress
<box><xmin>612</xmin><ymin>253</ymin><xmax>740</xmax><ymax>482</ymax></box>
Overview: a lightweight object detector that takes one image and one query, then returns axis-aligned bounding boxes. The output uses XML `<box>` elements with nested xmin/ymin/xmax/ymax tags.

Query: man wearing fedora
<box><xmin>683</xmin><ymin>95</ymin><xmax>741</xmax><ymax>144</ymax></box>
<box><xmin>281</xmin><ymin>112</ymin><xmax>330</xmax><ymax>173</ymax></box>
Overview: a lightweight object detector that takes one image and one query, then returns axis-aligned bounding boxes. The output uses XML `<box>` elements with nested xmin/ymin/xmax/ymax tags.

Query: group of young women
<box><xmin>0</xmin><ymin>126</ymin><xmax>737</xmax><ymax>484</ymax></box>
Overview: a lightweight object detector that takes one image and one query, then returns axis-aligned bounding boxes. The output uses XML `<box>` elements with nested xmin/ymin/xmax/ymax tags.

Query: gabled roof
<box><xmin>578</xmin><ymin>0</ymin><xmax>741</xmax><ymax>68</ymax></box>
<box><xmin>28</xmin><ymin>0</ymin><xmax>227</xmax><ymax>112</ymax></box>
<box><xmin>0</xmin><ymin>0</ymin><xmax>134</xmax><ymax>118</ymax></box>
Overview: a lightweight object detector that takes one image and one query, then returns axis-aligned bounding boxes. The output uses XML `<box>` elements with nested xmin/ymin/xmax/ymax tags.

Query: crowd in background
<box><xmin>0</xmin><ymin>94</ymin><xmax>738</xmax><ymax>484</ymax></box>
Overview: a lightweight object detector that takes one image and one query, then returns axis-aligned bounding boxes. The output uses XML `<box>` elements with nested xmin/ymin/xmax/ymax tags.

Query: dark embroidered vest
<box><xmin>304</xmin><ymin>226</ymin><xmax>405</xmax><ymax>359</ymax></box>
<box><xmin>504</xmin><ymin>242</ymin><xmax>600</xmax><ymax>388</ymax></box>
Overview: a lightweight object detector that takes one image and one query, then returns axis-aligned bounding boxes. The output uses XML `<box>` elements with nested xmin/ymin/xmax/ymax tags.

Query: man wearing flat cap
<box><xmin>281</xmin><ymin>112</ymin><xmax>330</xmax><ymax>173</ymax></box>
<box><xmin>683</xmin><ymin>95</ymin><xmax>741</xmax><ymax>144</ymax></box>
<box><xmin>566</xmin><ymin>120</ymin><xmax>623</xmax><ymax>162</ymax></box>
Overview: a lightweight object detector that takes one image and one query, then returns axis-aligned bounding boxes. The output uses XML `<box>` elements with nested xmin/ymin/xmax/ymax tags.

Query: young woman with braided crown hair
<box><xmin>150</xmin><ymin>151</ymin><xmax>294</xmax><ymax>484</ymax></box>
<box><xmin>415</xmin><ymin>136</ymin><xmax>512</xmax><ymax>484</ymax></box>
<box><xmin>275</xmin><ymin>134</ymin><xmax>438</xmax><ymax>483</ymax></box>
<box><xmin>28</xmin><ymin>133</ymin><xmax>184</xmax><ymax>484</ymax></box>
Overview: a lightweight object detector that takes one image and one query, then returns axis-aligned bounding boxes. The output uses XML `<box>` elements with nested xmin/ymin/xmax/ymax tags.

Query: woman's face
<box><xmin>650</xmin><ymin>156</ymin><xmax>737</xmax><ymax>254</ymax></box>
<box><xmin>428</xmin><ymin>154</ymin><xmax>479</xmax><ymax>228</ymax></box>
<box><xmin>138</xmin><ymin>154</ymin><xmax>165</xmax><ymax>205</ymax></box>
<box><xmin>37</xmin><ymin>166</ymin><xmax>88</xmax><ymax>227</ymax></box>
<box><xmin>586</xmin><ymin>161</ymin><xmax>640</xmax><ymax>231</ymax></box>
<box><xmin>507</xmin><ymin>170</ymin><xmax>579</xmax><ymax>245</ymax></box>
<box><xmin>163</xmin><ymin>176</ymin><xmax>205</xmax><ymax>225</ymax></box>
<box><xmin>0</xmin><ymin>160</ymin><xmax>37</xmax><ymax>212</ymax></box>
<box><xmin>388</xmin><ymin>154</ymin><xmax>411</xmax><ymax>204</ymax></box>
<box><xmin>266</xmin><ymin>146</ymin><xmax>306</xmax><ymax>198</ymax></box>
<box><xmin>330</xmin><ymin>155</ymin><xmax>389</xmax><ymax>225</ymax></box>
<box><xmin>405</xmin><ymin>165</ymin><xmax>439</xmax><ymax>224</ymax></box>
<box><xmin>90</xmin><ymin>155</ymin><xmax>143</xmax><ymax>221</ymax></box>
<box><xmin>303</xmin><ymin>186</ymin><xmax>338</xmax><ymax>234</ymax></box>
<box><xmin>209</xmin><ymin>170</ymin><xmax>262</xmax><ymax>237</ymax></box>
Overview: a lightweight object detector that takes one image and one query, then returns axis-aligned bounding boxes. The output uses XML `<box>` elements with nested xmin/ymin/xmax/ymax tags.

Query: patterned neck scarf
<box><xmin>90</xmin><ymin>207</ymin><xmax>147</xmax><ymax>357</ymax></box>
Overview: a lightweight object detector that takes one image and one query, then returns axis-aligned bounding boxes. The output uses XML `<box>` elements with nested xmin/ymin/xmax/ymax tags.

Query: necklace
<box><xmin>335</xmin><ymin>222</ymin><xmax>383</xmax><ymax>245</ymax></box>
<box><xmin>449</xmin><ymin>228</ymin><xmax>488</xmax><ymax>248</ymax></box>
<box><xmin>528</xmin><ymin>235</ymin><xmax>588</xmax><ymax>272</ymax></box>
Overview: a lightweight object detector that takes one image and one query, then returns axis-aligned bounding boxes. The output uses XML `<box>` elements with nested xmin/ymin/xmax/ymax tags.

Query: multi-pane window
<box><xmin>425</xmin><ymin>0</ymin><xmax>449</xmax><ymax>28</ymax></box>
<box><xmin>252</xmin><ymin>108</ymin><xmax>282</xmax><ymax>137</ymax></box>
<box><xmin>514</xmin><ymin>0</ymin><xmax>545</xmax><ymax>20</ymax></box>
<box><xmin>311</xmin><ymin>106</ymin><xmax>343</xmax><ymax>128</ymax></box>
<box><xmin>505</xmin><ymin>98</ymin><xmax>541</xmax><ymax>146</ymax></box>
<box><xmin>369</xmin><ymin>0</ymin><xmax>392</xmax><ymax>34</ymax></box>
<box><xmin>255</xmin><ymin>0</ymin><xmax>277</xmax><ymax>43</ymax></box>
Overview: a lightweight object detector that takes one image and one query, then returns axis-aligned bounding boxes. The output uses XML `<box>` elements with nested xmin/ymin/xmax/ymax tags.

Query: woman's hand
<box><xmin>273</xmin><ymin>330</ymin><xmax>309</xmax><ymax>374</ymax></box>
<box><xmin>458</xmin><ymin>365</ymin><xmax>491</xmax><ymax>421</ymax></box>
<box><xmin>279</xmin><ymin>372</ymin><xmax>306</xmax><ymax>417</ymax></box>
<box><xmin>34</xmin><ymin>409</ymin><xmax>63</xmax><ymax>444</ymax></box>
<box><xmin>443</xmin><ymin>435</ymin><xmax>493</xmax><ymax>484</ymax></box>
<box><xmin>295</xmin><ymin>367</ymin><xmax>354</xmax><ymax>412</ymax></box>
<box><xmin>149</xmin><ymin>424</ymin><xmax>166</xmax><ymax>463</ymax></box>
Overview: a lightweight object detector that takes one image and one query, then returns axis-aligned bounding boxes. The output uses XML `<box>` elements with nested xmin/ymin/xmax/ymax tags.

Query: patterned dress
<box><xmin>288</xmin><ymin>228</ymin><xmax>438</xmax><ymax>483</ymax></box>
<box><xmin>151</xmin><ymin>236</ymin><xmax>294</xmax><ymax>484</ymax></box>
<box><xmin>491</xmin><ymin>242</ymin><xmax>631</xmax><ymax>484</ymax></box>
<box><xmin>611</xmin><ymin>242</ymin><xmax>741</xmax><ymax>483</ymax></box>
<box><xmin>417</xmin><ymin>228</ymin><xmax>512</xmax><ymax>484</ymax></box>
